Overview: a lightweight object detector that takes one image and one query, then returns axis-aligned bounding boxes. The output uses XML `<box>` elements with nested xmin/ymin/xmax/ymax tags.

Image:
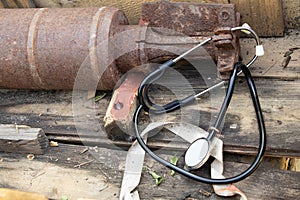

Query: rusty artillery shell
<box><xmin>0</xmin><ymin>3</ymin><xmax>240</xmax><ymax>90</ymax></box>
<box><xmin>0</xmin><ymin>7</ymin><xmax>128</xmax><ymax>90</ymax></box>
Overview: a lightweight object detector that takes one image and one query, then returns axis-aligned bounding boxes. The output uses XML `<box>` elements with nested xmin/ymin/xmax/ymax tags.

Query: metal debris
<box><xmin>27</xmin><ymin>154</ymin><xmax>35</xmax><ymax>161</ymax></box>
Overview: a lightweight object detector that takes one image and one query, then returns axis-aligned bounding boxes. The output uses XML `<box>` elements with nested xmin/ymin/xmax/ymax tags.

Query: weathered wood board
<box><xmin>0</xmin><ymin>188</ymin><xmax>48</xmax><ymax>200</ymax></box>
<box><xmin>0</xmin><ymin>0</ymin><xmax>35</xmax><ymax>8</ymax></box>
<box><xmin>282</xmin><ymin>0</ymin><xmax>300</xmax><ymax>29</ymax></box>
<box><xmin>0</xmin><ymin>144</ymin><xmax>299</xmax><ymax>199</ymax></box>
<box><xmin>0</xmin><ymin>124</ymin><xmax>48</xmax><ymax>154</ymax></box>
<box><xmin>1</xmin><ymin>78</ymin><xmax>299</xmax><ymax>157</ymax></box>
<box><xmin>231</xmin><ymin>0</ymin><xmax>285</xmax><ymax>36</ymax></box>
<box><xmin>239</xmin><ymin>29</ymin><xmax>300</xmax><ymax>78</ymax></box>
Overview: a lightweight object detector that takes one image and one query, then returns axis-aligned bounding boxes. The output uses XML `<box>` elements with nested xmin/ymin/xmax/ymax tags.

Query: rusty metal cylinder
<box><xmin>0</xmin><ymin>7</ymin><xmax>128</xmax><ymax>90</ymax></box>
<box><xmin>0</xmin><ymin>4</ymin><xmax>240</xmax><ymax>90</ymax></box>
<box><xmin>0</xmin><ymin>7</ymin><xmax>213</xmax><ymax>90</ymax></box>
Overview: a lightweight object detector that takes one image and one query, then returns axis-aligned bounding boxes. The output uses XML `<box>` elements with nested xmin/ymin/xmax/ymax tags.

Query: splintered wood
<box><xmin>0</xmin><ymin>124</ymin><xmax>48</xmax><ymax>154</ymax></box>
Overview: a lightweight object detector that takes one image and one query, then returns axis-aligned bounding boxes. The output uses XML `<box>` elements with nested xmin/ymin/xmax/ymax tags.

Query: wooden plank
<box><xmin>1</xmin><ymin>0</ymin><xmax>35</xmax><ymax>8</ymax></box>
<box><xmin>0</xmin><ymin>124</ymin><xmax>48</xmax><ymax>154</ymax></box>
<box><xmin>0</xmin><ymin>189</ymin><xmax>48</xmax><ymax>200</ymax></box>
<box><xmin>0</xmin><ymin>79</ymin><xmax>300</xmax><ymax>156</ymax></box>
<box><xmin>0</xmin><ymin>144</ymin><xmax>299</xmax><ymax>199</ymax></box>
<box><xmin>15</xmin><ymin>0</ymin><xmax>35</xmax><ymax>8</ymax></box>
<box><xmin>231</xmin><ymin>0</ymin><xmax>285</xmax><ymax>36</ymax></box>
<box><xmin>0</xmin><ymin>76</ymin><xmax>299</xmax><ymax>157</ymax></box>
<box><xmin>239</xmin><ymin>30</ymin><xmax>300</xmax><ymax>78</ymax></box>
<box><xmin>282</xmin><ymin>0</ymin><xmax>300</xmax><ymax>29</ymax></box>
<box><xmin>0</xmin><ymin>145</ymin><xmax>118</xmax><ymax>200</ymax></box>
<box><xmin>1</xmin><ymin>0</ymin><xmax>18</xmax><ymax>8</ymax></box>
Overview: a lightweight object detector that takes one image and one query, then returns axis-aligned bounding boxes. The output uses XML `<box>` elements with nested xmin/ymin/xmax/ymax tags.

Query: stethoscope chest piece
<box><xmin>184</xmin><ymin>138</ymin><xmax>210</xmax><ymax>169</ymax></box>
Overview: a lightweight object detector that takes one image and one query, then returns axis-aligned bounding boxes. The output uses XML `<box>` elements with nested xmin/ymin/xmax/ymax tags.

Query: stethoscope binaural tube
<box><xmin>133</xmin><ymin>62</ymin><xmax>266</xmax><ymax>184</ymax></box>
<box><xmin>139</xmin><ymin>24</ymin><xmax>263</xmax><ymax>114</ymax></box>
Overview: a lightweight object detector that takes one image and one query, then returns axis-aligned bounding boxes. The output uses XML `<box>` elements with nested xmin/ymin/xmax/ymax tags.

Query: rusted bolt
<box><xmin>220</xmin><ymin>10</ymin><xmax>230</xmax><ymax>20</ymax></box>
<box><xmin>114</xmin><ymin>102</ymin><xmax>124</xmax><ymax>110</ymax></box>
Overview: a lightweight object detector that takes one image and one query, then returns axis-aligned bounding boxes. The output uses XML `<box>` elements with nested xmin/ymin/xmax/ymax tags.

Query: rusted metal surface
<box><xmin>106</xmin><ymin>2</ymin><xmax>241</xmax><ymax>138</ymax></box>
<box><xmin>0</xmin><ymin>7</ymin><xmax>128</xmax><ymax>90</ymax></box>
<box><xmin>114</xmin><ymin>26</ymin><xmax>215</xmax><ymax>73</ymax></box>
<box><xmin>213</xmin><ymin>27</ymin><xmax>240</xmax><ymax>79</ymax></box>
<box><xmin>140</xmin><ymin>1</ymin><xmax>239</xmax><ymax>36</ymax></box>
<box><xmin>0</xmin><ymin>2</ymin><xmax>240</xmax><ymax>90</ymax></box>
<box><xmin>104</xmin><ymin>71</ymin><xmax>146</xmax><ymax>140</ymax></box>
<box><xmin>140</xmin><ymin>1</ymin><xmax>240</xmax><ymax>80</ymax></box>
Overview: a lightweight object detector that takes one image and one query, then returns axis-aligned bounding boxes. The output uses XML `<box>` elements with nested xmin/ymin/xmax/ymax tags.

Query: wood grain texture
<box><xmin>282</xmin><ymin>0</ymin><xmax>300</xmax><ymax>28</ymax></box>
<box><xmin>0</xmin><ymin>78</ymin><xmax>299</xmax><ymax>157</ymax></box>
<box><xmin>1</xmin><ymin>0</ymin><xmax>35</xmax><ymax>8</ymax></box>
<box><xmin>0</xmin><ymin>188</ymin><xmax>48</xmax><ymax>200</ymax></box>
<box><xmin>16</xmin><ymin>0</ymin><xmax>35</xmax><ymax>8</ymax></box>
<box><xmin>231</xmin><ymin>0</ymin><xmax>285</xmax><ymax>36</ymax></box>
<box><xmin>0</xmin><ymin>0</ymin><xmax>18</xmax><ymax>7</ymax></box>
<box><xmin>239</xmin><ymin>30</ymin><xmax>300</xmax><ymax>78</ymax></box>
<box><xmin>0</xmin><ymin>144</ymin><xmax>298</xmax><ymax>199</ymax></box>
<box><xmin>0</xmin><ymin>124</ymin><xmax>48</xmax><ymax>154</ymax></box>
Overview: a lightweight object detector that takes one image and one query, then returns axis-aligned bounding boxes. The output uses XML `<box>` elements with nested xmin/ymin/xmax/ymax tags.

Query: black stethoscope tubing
<box><xmin>134</xmin><ymin>62</ymin><xmax>266</xmax><ymax>184</ymax></box>
<box><xmin>138</xmin><ymin>26</ymin><xmax>261</xmax><ymax>115</ymax></box>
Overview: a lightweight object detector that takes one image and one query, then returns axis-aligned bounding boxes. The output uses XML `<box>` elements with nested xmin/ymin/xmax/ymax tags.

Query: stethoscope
<box><xmin>133</xmin><ymin>24</ymin><xmax>267</xmax><ymax>184</ymax></box>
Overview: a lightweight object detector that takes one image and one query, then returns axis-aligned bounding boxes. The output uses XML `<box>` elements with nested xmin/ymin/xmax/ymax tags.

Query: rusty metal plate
<box><xmin>140</xmin><ymin>1</ymin><xmax>239</xmax><ymax>36</ymax></box>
